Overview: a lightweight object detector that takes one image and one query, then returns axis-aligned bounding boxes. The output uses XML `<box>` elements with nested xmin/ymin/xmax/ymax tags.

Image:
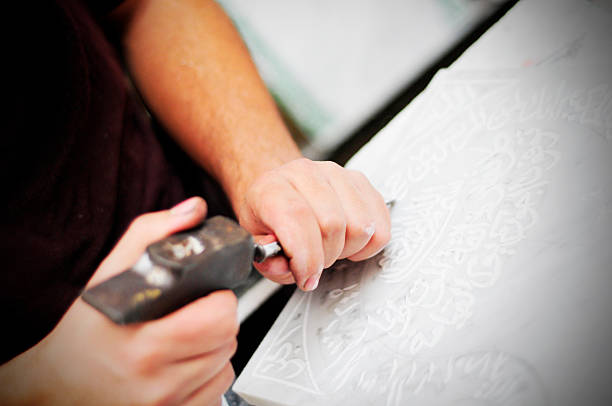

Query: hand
<box><xmin>0</xmin><ymin>197</ymin><xmax>238</xmax><ymax>406</ymax></box>
<box><xmin>238</xmin><ymin>158</ymin><xmax>391</xmax><ymax>291</ymax></box>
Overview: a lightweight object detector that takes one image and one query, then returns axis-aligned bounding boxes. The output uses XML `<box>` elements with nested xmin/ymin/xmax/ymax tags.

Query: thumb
<box><xmin>90</xmin><ymin>197</ymin><xmax>208</xmax><ymax>285</ymax></box>
<box><xmin>252</xmin><ymin>234</ymin><xmax>295</xmax><ymax>285</ymax></box>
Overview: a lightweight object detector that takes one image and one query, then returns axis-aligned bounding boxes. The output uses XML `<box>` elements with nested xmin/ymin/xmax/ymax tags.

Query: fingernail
<box><xmin>170</xmin><ymin>197</ymin><xmax>199</xmax><ymax>216</ymax></box>
<box><xmin>364</xmin><ymin>222</ymin><xmax>376</xmax><ymax>237</ymax></box>
<box><xmin>303</xmin><ymin>275</ymin><xmax>319</xmax><ymax>291</ymax></box>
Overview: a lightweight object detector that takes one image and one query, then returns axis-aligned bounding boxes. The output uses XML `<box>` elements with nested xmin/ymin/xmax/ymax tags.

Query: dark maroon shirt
<box><xmin>1</xmin><ymin>0</ymin><xmax>232</xmax><ymax>363</ymax></box>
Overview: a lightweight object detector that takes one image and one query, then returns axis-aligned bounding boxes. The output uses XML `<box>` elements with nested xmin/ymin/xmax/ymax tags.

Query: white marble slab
<box><xmin>234</xmin><ymin>64</ymin><xmax>612</xmax><ymax>405</ymax></box>
<box><xmin>235</xmin><ymin>0</ymin><xmax>612</xmax><ymax>403</ymax></box>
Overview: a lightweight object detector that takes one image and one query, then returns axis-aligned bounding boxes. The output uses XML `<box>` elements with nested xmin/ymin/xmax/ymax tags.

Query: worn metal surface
<box><xmin>82</xmin><ymin>216</ymin><xmax>254</xmax><ymax>324</ymax></box>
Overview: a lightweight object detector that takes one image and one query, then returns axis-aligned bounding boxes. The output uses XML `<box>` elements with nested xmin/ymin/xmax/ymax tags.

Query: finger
<box><xmin>140</xmin><ymin>290</ymin><xmax>239</xmax><ymax>362</ymax></box>
<box><xmin>181</xmin><ymin>362</ymin><xmax>235</xmax><ymax>406</ymax></box>
<box><xmin>253</xmin><ymin>256</ymin><xmax>296</xmax><ymax>284</ymax></box>
<box><xmin>281</xmin><ymin>160</ymin><xmax>347</xmax><ymax>268</ymax></box>
<box><xmin>159</xmin><ymin>339</ymin><xmax>237</xmax><ymax>404</ymax></box>
<box><xmin>117</xmin><ymin>197</ymin><xmax>208</xmax><ymax>261</ymax></box>
<box><xmin>325</xmin><ymin>169</ymin><xmax>377</xmax><ymax>259</ymax></box>
<box><xmin>90</xmin><ymin>197</ymin><xmax>208</xmax><ymax>285</ymax></box>
<box><xmin>252</xmin><ymin>235</ymin><xmax>295</xmax><ymax>284</ymax></box>
<box><xmin>346</xmin><ymin>171</ymin><xmax>391</xmax><ymax>261</ymax></box>
<box><xmin>251</xmin><ymin>181</ymin><xmax>324</xmax><ymax>291</ymax></box>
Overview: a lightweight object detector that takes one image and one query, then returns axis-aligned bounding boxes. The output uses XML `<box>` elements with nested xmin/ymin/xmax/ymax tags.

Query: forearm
<box><xmin>111</xmin><ymin>0</ymin><xmax>391</xmax><ymax>292</ymax></box>
<box><xmin>114</xmin><ymin>0</ymin><xmax>301</xmax><ymax>212</ymax></box>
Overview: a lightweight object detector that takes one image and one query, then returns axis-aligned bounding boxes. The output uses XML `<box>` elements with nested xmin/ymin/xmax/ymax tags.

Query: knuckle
<box><xmin>227</xmin><ymin>337</ymin><xmax>238</xmax><ymax>358</ymax></box>
<box><xmin>292</xmin><ymin>157</ymin><xmax>313</xmax><ymax>169</ymax></box>
<box><xmin>286</xmin><ymin>158</ymin><xmax>318</xmax><ymax>177</ymax></box>
<box><xmin>125</xmin><ymin>343</ymin><xmax>159</xmax><ymax>376</ymax></box>
<box><xmin>319</xmin><ymin>214</ymin><xmax>346</xmax><ymax>240</ymax></box>
<box><xmin>314</xmin><ymin>160</ymin><xmax>336</xmax><ymax>174</ymax></box>
<box><xmin>220</xmin><ymin>362</ymin><xmax>236</xmax><ymax>388</ymax></box>
<box><xmin>348</xmin><ymin>169</ymin><xmax>370</xmax><ymax>184</ymax></box>
<box><xmin>373</xmin><ymin>226</ymin><xmax>392</xmax><ymax>247</ymax></box>
<box><xmin>347</xmin><ymin>168</ymin><xmax>365</xmax><ymax>177</ymax></box>
<box><xmin>347</xmin><ymin>217</ymin><xmax>376</xmax><ymax>240</ymax></box>
<box><xmin>320</xmin><ymin>160</ymin><xmax>342</xmax><ymax>171</ymax></box>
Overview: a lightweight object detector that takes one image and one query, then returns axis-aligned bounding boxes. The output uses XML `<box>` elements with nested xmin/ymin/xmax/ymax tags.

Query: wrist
<box><xmin>223</xmin><ymin>144</ymin><xmax>302</xmax><ymax>215</ymax></box>
<box><xmin>0</xmin><ymin>343</ymin><xmax>50</xmax><ymax>405</ymax></box>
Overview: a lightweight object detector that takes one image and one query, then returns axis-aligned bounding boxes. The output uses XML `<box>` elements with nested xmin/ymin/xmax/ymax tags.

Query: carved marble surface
<box><xmin>235</xmin><ymin>62</ymin><xmax>612</xmax><ymax>405</ymax></box>
<box><xmin>234</xmin><ymin>0</ymin><xmax>612</xmax><ymax>402</ymax></box>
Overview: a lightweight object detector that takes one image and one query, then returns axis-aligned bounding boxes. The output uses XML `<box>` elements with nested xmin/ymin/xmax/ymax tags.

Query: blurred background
<box><xmin>217</xmin><ymin>0</ymin><xmax>511</xmax><ymax>162</ymax></box>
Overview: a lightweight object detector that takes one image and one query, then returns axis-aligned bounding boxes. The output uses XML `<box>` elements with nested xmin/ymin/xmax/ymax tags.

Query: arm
<box><xmin>114</xmin><ymin>0</ymin><xmax>391</xmax><ymax>290</ymax></box>
<box><xmin>113</xmin><ymin>0</ymin><xmax>300</xmax><ymax>211</ymax></box>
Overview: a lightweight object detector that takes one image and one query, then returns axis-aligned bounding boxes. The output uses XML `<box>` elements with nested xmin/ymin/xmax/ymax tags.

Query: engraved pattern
<box><xmin>350</xmin><ymin>351</ymin><xmax>548</xmax><ymax>406</ymax></box>
<box><xmin>252</xmin><ymin>293</ymin><xmax>322</xmax><ymax>395</ymax></box>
